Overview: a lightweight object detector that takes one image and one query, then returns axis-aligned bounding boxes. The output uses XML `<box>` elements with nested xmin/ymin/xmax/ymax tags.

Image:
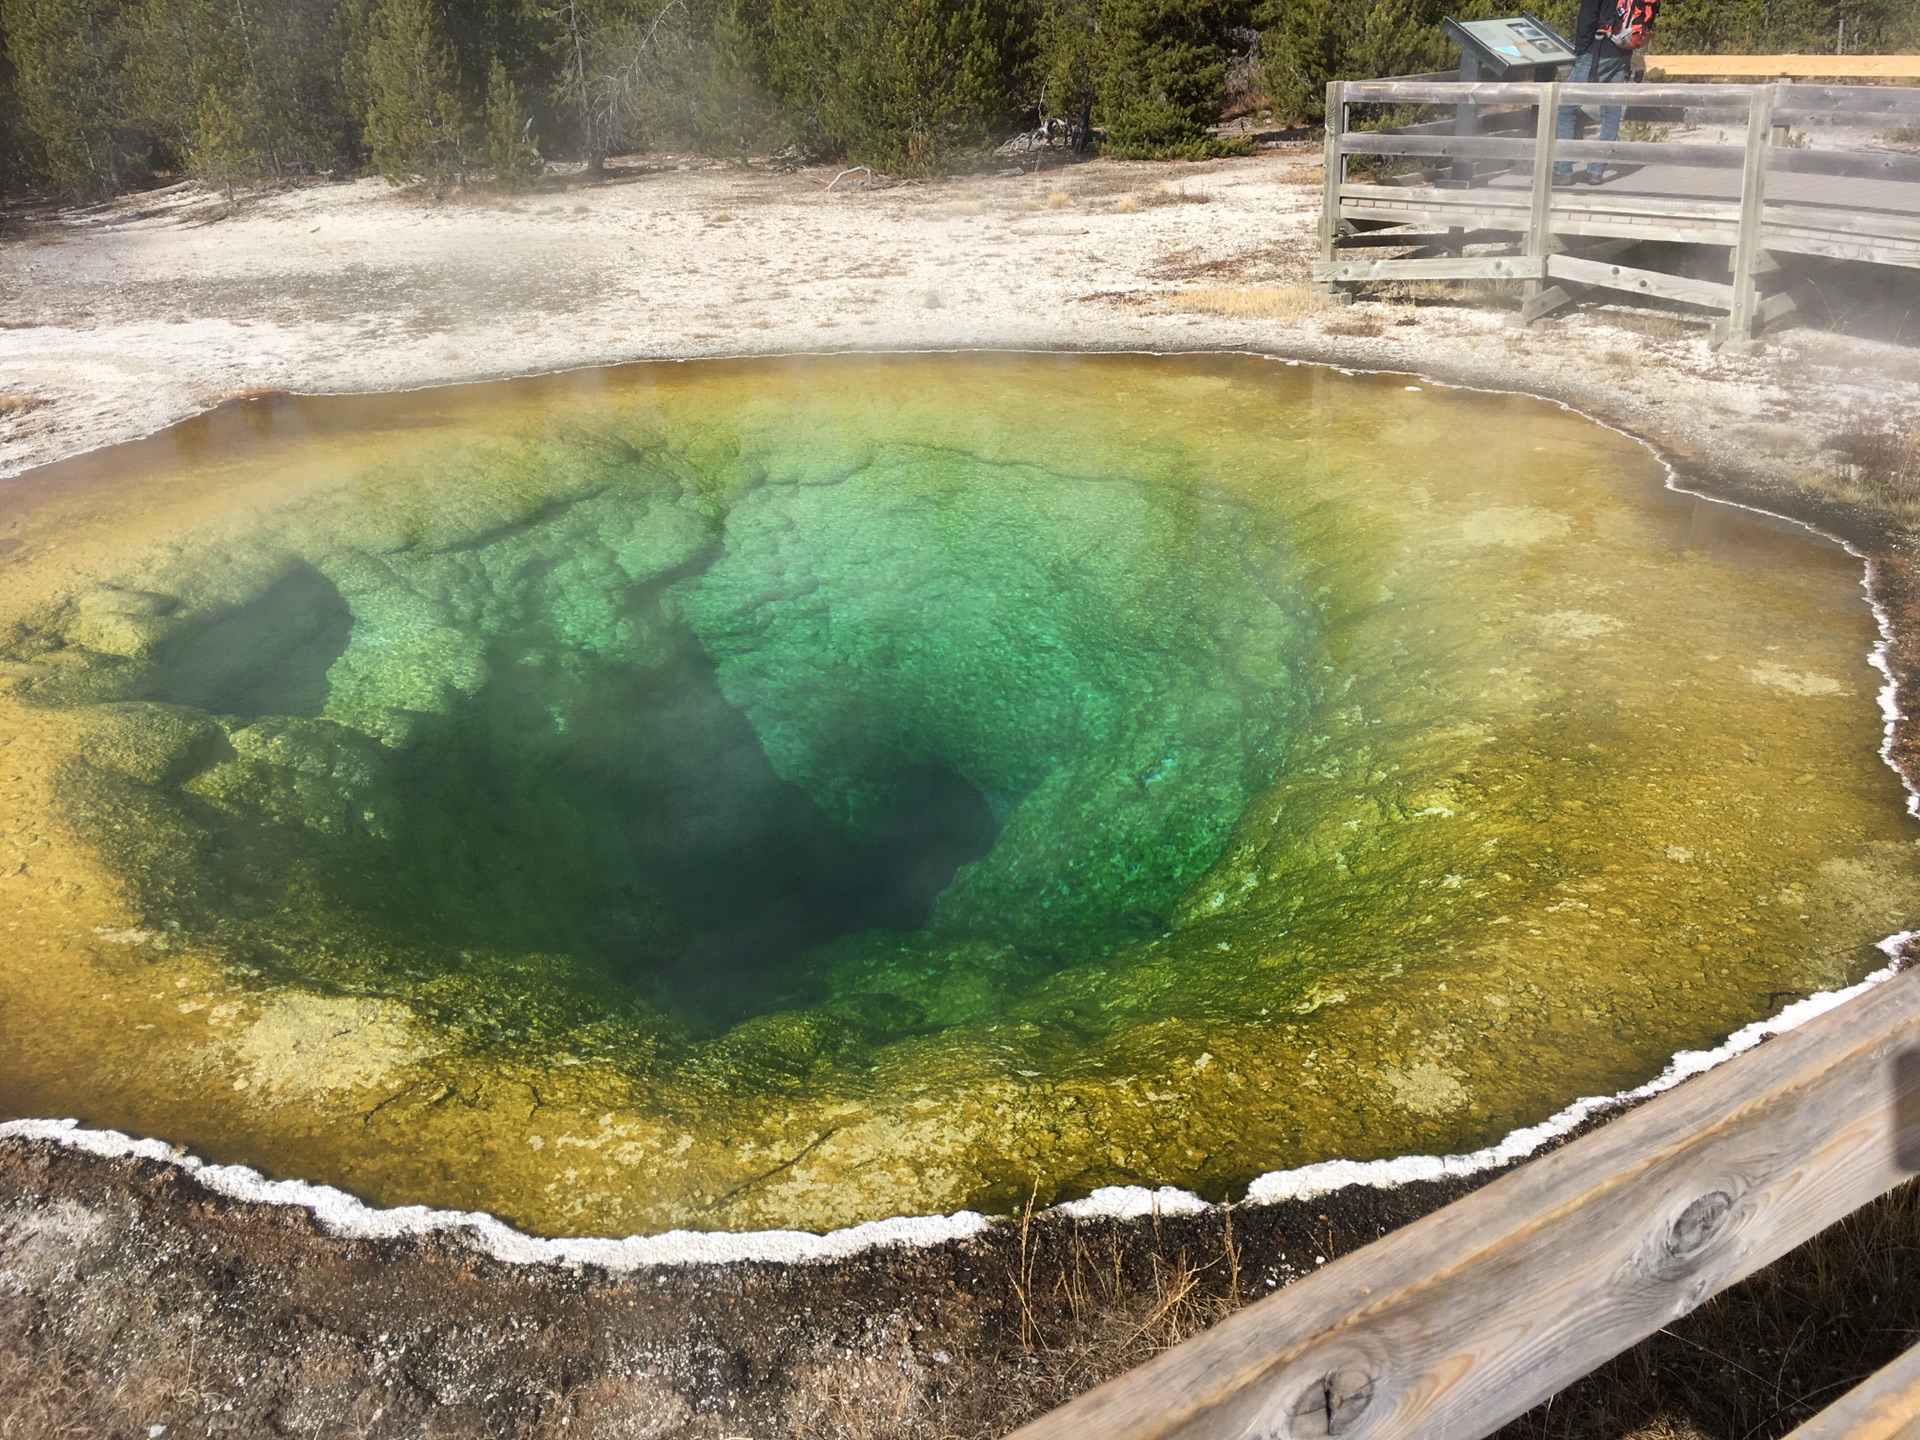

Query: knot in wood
<box><xmin>1283</xmin><ymin>1365</ymin><xmax>1375</xmax><ymax>1437</ymax></box>
<box><xmin>1658</xmin><ymin>1189</ymin><xmax>1735</xmax><ymax>1273</ymax></box>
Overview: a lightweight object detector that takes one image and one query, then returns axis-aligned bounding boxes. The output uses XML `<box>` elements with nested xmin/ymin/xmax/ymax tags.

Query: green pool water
<box><xmin>0</xmin><ymin>352</ymin><xmax>1912</xmax><ymax>1236</ymax></box>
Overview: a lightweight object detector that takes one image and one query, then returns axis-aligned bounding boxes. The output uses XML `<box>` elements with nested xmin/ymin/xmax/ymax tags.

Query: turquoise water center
<box><xmin>0</xmin><ymin>353</ymin><xmax>1912</xmax><ymax>1236</ymax></box>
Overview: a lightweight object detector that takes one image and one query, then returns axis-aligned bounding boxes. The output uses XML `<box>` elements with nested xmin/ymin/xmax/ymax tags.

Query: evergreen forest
<box><xmin>1</xmin><ymin>0</ymin><xmax>1915</xmax><ymax>197</ymax></box>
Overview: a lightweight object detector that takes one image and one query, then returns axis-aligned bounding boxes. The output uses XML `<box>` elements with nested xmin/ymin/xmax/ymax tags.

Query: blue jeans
<box><xmin>1555</xmin><ymin>44</ymin><xmax>1631</xmax><ymax>180</ymax></box>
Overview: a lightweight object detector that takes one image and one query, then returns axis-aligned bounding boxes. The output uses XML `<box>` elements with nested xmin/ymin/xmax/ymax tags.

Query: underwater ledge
<box><xmin>2</xmin><ymin>349</ymin><xmax>1919</xmax><ymax>1247</ymax></box>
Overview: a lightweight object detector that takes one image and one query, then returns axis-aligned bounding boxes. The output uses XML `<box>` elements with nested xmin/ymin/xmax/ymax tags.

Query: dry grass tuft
<box><xmin>1500</xmin><ymin>1179</ymin><xmax>1920</xmax><ymax>1440</ymax></box>
<box><xmin>1173</xmin><ymin>284</ymin><xmax>1327</xmax><ymax>323</ymax></box>
<box><xmin>1113</xmin><ymin>194</ymin><xmax>1141</xmax><ymax>213</ymax></box>
<box><xmin>1324</xmin><ymin>313</ymin><xmax>1387</xmax><ymax>338</ymax></box>
<box><xmin>1044</xmin><ymin>189</ymin><xmax>1072</xmax><ymax>209</ymax></box>
<box><xmin>1147</xmin><ymin>183</ymin><xmax>1212</xmax><ymax>206</ymax></box>
<box><xmin>1811</xmin><ymin>416</ymin><xmax>1920</xmax><ymax>523</ymax></box>
<box><xmin>1608</xmin><ymin>309</ymin><xmax>1698</xmax><ymax>341</ymax></box>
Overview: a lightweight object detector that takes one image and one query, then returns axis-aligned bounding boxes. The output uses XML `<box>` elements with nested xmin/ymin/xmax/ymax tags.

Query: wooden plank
<box><xmin>1547</xmin><ymin>252</ymin><xmax>1736</xmax><ymax>307</ymax></box>
<box><xmin>1341</xmin><ymin>133</ymin><xmax>1536</xmax><ymax>162</ymax></box>
<box><xmin>1554</xmin><ymin>138</ymin><xmax>1741</xmax><ymax>167</ymax></box>
<box><xmin>1767</xmin><ymin>147</ymin><xmax>1920</xmax><ymax>185</ymax></box>
<box><xmin>1339</xmin><ymin>184</ymin><xmax>1527</xmax><ymax>210</ymax></box>
<box><xmin>1343</xmin><ymin>182</ymin><xmax>1743</xmax><ymax>223</ymax></box>
<box><xmin>1519</xmin><ymin>283</ymin><xmax>1576</xmax><ymax>322</ymax></box>
<box><xmin>1780</xmin><ymin>1341</ymin><xmax>1920</xmax><ymax>1439</ymax></box>
<box><xmin>1768</xmin><ymin>202</ymin><xmax>1920</xmax><ymax>244</ymax></box>
<box><xmin>1759</xmin><ymin>290</ymin><xmax>1800</xmax><ymax>327</ymax></box>
<box><xmin>1776</xmin><ymin>83</ymin><xmax>1920</xmax><ymax>121</ymax></box>
<box><xmin>1008</xmin><ymin>965</ymin><xmax>1920</xmax><ymax>1440</ymax></box>
<box><xmin>1391</xmin><ymin>110</ymin><xmax>1541</xmax><ymax>139</ymax></box>
<box><xmin>1761</xmin><ymin>230</ymin><xmax>1920</xmax><ymax>268</ymax></box>
<box><xmin>1342</xmin><ymin>79</ymin><xmax>1754</xmax><ymax>106</ymax></box>
<box><xmin>1721</xmin><ymin>85</ymin><xmax>1778</xmax><ymax>345</ymax></box>
<box><xmin>1319</xmin><ymin>82</ymin><xmax>1344</xmax><ymax>265</ymax></box>
<box><xmin>1311</xmin><ymin>255</ymin><xmax>1547</xmax><ymax>281</ymax></box>
<box><xmin>1523</xmin><ymin>81</ymin><xmax>1560</xmax><ymax>317</ymax></box>
<box><xmin>1651</xmin><ymin>53</ymin><xmax>1920</xmax><ymax>79</ymax></box>
<box><xmin>1339</xmin><ymin>199</ymin><xmax>1740</xmax><ymax>248</ymax></box>
<box><xmin>1339</xmin><ymin>191</ymin><xmax>1742</xmax><ymax>245</ymax></box>
<box><xmin>1343</xmin><ymin>133</ymin><xmax>1740</xmax><ymax>169</ymax></box>
<box><xmin>1330</xmin><ymin>229</ymin><xmax>1517</xmax><ymax>249</ymax></box>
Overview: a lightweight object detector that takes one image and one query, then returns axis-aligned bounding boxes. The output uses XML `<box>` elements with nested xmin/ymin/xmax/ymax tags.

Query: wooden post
<box><xmin>1317</xmin><ymin>83</ymin><xmax>1353</xmax><ymax>304</ymax></box>
<box><xmin>1716</xmin><ymin>83</ymin><xmax>1776</xmax><ymax>351</ymax></box>
<box><xmin>1519</xmin><ymin>81</ymin><xmax>1569</xmax><ymax>324</ymax></box>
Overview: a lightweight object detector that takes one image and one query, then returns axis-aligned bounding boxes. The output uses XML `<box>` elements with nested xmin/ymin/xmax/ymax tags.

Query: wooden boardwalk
<box><xmin>1313</xmin><ymin>80</ymin><xmax>1920</xmax><ymax>346</ymax></box>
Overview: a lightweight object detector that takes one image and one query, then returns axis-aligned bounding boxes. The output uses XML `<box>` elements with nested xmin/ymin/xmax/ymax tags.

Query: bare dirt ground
<box><xmin>8</xmin><ymin>146</ymin><xmax>1920</xmax><ymax>1440</ymax></box>
<box><xmin>5</xmin><ymin>145</ymin><xmax>1920</xmax><ymax>496</ymax></box>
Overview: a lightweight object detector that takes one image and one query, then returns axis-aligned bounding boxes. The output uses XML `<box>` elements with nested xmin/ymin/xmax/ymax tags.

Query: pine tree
<box><xmin>1256</xmin><ymin>0</ymin><xmax>1339</xmax><ymax>123</ymax></box>
<box><xmin>189</xmin><ymin>84</ymin><xmax>263</xmax><ymax>197</ymax></box>
<box><xmin>544</xmin><ymin>0</ymin><xmax>689</xmax><ymax>171</ymax></box>
<box><xmin>1033</xmin><ymin>0</ymin><xmax>1098</xmax><ymax>146</ymax></box>
<box><xmin>696</xmin><ymin>0</ymin><xmax>779</xmax><ymax>160</ymax></box>
<box><xmin>0</xmin><ymin>15</ymin><xmax>33</xmax><ymax>192</ymax></box>
<box><xmin>797</xmin><ymin>0</ymin><xmax>1028</xmax><ymax>175</ymax></box>
<box><xmin>364</xmin><ymin>0</ymin><xmax>471</xmax><ymax>187</ymax></box>
<box><xmin>1095</xmin><ymin>0</ymin><xmax>1248</xmax><ymax>159</ymax></box>
<box><xmin>1</xmin><ymin>0</ymin><xmax>139</xmax><ymax>194</ymax></box>
<box><xmin>483</xmin><ymin>55</ymin><xmax>543</xmax><ymax>185</ymax></box>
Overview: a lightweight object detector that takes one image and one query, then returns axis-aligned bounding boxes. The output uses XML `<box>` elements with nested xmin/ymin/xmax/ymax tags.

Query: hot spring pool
<box><xmin>0</xmin><ymin>352</ymin><xmax>1912</xmax><ymax>1236</ymax></box>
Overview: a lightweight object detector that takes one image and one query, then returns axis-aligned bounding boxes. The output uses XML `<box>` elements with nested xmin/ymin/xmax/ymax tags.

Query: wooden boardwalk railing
<box><xmin>1651</xmin><ymin>55</ymin><xmax>1920</xmax><ymax>80</ymax></box>
<box><xmin>1010</xmin><ymin>965</ymin><xmax>1920</xmax><ymax>1440</ymax></box>
<box><xmin>1312</xmin><ymin>79</ymin><xmax>1920</xmax><ymax>348</ymax></box>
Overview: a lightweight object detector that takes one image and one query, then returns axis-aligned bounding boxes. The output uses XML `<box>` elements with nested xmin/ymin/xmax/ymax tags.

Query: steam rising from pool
<box><xmin>0</xmin><ymin>353</ymin><xmax>1912</xmax><ymax>1236</ymax></box>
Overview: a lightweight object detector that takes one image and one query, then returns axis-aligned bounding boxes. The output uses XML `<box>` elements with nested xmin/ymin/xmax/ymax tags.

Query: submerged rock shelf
<box><xmin>0</xmin><ymin>352</ymin><xmax>1911</xmax><ymax>1236</ymax></box>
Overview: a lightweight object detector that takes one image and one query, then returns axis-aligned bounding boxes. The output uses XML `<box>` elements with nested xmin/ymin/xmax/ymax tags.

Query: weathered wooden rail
<box><xmin>1312</xmin><ymin>78</ymin><xmax>1920</xmax><ymax>348</ymax></box>
<box><xmin>1652</xmin><ymin>54</ymin><xmax>1920</xmax><ymax>79</ymax></box>
<box><xmin>1011</xmin><ymin>964</ymin><xmax>1920</xmax><ymax>1440</ymax></box>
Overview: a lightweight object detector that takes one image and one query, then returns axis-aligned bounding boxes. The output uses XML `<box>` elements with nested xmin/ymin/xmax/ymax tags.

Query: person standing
<box><xmin>1554</xmin><ymin>0</ymin><xmax>1659</xmax><ymax>184</ymax></box>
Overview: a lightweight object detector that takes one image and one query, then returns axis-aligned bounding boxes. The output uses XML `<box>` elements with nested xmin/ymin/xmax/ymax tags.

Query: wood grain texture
<box><xmin>1653</xmin><ymin>54</ymin><xmax>1920</xmax><ymax>78</ymax></box>
<box><xmin>1528</xmin><ymin>84</ymin><xmax>1559</xmax><ymax>272</ymax></box>
<box><xmin>1008</xmin><ymin>966</ymin><xmax>1920</xmax><ymax>1440</ymax></box>
<box><xmin>1769</xmin><ymin>147</ymin><xmax>1920</xmax><ymax>186</ymax></box>
<box><xmin>1320</xmin><ymin>83</ymin><xmax>1345</xmax><ymax>264</ymax></box>
<box><xmin>1311</xmin><ymin>256</ymin><xmax>1548</xmax><ymax>281</ymax></box>
<box><xmin>1723</xmin><ymin>86</ymin><xmax>1776</xmax><ymax>341</ymax></box>
<box><xmin>1341</xmin><ymin>133</ymin><xmax>1739</xmax><ymax>170</ymax></box>
<box><xmin>1782</xmin><ymin>1343</ymin><xmax>1920</xmax><ymax>1439</ymax></box>
<box><xmin>1342</xmin><ymin>80</ymin><xmax>1744</xmax><ymax>105</ymax></box>
<box><xmin>1777</xmin><ymin>84</ymin><xmax>1920</xmax><ymax>120</ymax></box>
<box><xmin>1547</xmin><ymin>253</ymin><xmax>1735</xmax><ymax>307</ymax></box>
<box><xmin>1328</xmin><ymin>229</ymin><xmax>1516</xmax><ymax>249</ymax></box>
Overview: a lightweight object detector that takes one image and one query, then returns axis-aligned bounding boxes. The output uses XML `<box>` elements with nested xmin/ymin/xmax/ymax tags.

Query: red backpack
<box><xmin>1601</xmin><ymin>0</ymin><xmax>1658</xmax><ymax>49</ymax></box>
